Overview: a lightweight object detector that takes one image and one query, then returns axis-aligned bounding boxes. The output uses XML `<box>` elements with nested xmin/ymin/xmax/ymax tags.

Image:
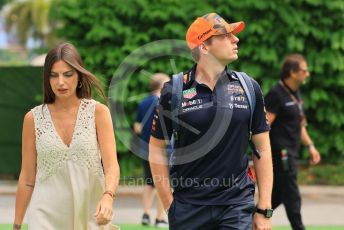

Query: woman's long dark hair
<box><xmin>43</xmin><ymin>42</ymin><xmax>106</xmax><ymax>103</ymax></box>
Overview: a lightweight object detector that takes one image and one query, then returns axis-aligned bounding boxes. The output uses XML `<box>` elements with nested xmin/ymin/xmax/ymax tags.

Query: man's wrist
<box><xmin>256</xmin><ymin>201</ymin><xmax>271</xmax><ymax>209</ymax></box>
<box><xmin>255</xmin><ymin>206</ymin><xmax>274</xmax><ymax>218</ymax></box>
<box><xmin>306</xmin><ymin>143</ymin><xmax>315</xmax><ymax>151</ymax></box>
<box><xmin>256</xmin><ymin>205</ymin><xmax>272</xmax><ymax>210</ymax></box>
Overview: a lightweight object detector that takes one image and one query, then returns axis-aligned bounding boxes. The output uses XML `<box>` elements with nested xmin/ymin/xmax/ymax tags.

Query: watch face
<box><xmin>266</xmin><ymin>209</ymin><xmax>273</xmax><ymax>218</ymax></box>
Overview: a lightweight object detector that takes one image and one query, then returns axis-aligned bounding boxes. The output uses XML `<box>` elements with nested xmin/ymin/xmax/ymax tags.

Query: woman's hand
<box><xmin>94</xmin><ymin>193</ymin><xmax>114</xmax><ymax>225</ymax></box>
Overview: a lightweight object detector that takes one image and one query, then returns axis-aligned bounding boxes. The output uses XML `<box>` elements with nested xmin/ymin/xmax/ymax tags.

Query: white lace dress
<box><xmin>28</xmin><ymin>99</ymin><xmax>115</xmax><ymax>230</ymax></box>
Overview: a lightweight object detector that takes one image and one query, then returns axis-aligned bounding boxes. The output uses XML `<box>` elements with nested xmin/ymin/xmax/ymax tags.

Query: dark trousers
<box><xmin>168</xmin><ymin>199</ymin><xmax>255</xmax><ymax>230</ymax></box>
<box><xmin>272</xmin><ymin>154</ymin><xmax>305</xmax><ymax>230</ymax></box>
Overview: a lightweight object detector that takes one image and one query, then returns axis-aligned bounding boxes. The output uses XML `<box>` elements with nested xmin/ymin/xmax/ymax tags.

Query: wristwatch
<box><xmin>255</xmin><ymin>207</ymin><xmax>274</xmax><ymax>218</ymax></box>
<box><xmin>306</xmin><ymin>143</ymin><xmax>315</xmax><ymax>151</ymax></box>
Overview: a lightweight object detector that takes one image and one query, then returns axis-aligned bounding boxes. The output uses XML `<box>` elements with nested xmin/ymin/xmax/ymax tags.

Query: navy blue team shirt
<box><xmin>151</xmin><ymin>65</ymin><xmax>270</xmax><ymax>205</ymax></box>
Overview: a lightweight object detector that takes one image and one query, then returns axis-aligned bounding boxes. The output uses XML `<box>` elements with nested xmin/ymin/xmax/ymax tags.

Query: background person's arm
<box><xmin>301</xmin><ymin>126</ymin><xmax>321</xmax><ymax>165</ymax></box>
<box><xmin>14</xmin><ymin>112</ymin><xmax>37</xmax><ymax>229</ymax></box>
<box><xmin>149</xmin><ymin>136</ymin><xmax>173</xmax><ymax>210</ymax></box>
<box><xmin>266</xmin><ymin>111</ymin><xmax>276</xmax><ymax>125</ymax></box>
<box><xmin>252</xmin><ymin>131</ymin><xmax>273</xmax><ymax>230</ymax></box>
<box><xmin>133</xmin><ymin>122</ymin><xmax>142</xmax><ymax>135</ymax></box>
<box><xmin>134</xmin><ymin>101</ymin><xmax>144</xmax><ymax>135</ymax></box>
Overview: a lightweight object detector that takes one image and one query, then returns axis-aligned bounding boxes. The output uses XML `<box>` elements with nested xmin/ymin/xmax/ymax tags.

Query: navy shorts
<box><xmin>168</xmin><ymin>199</ymin><xmax>255</xmax><ymax>230</ymax></box>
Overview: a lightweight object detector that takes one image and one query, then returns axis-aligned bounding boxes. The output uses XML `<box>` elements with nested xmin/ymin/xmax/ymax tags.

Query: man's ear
<box><xmin>289</xmin><ymin>70</ymin><xmax>298</xmax><ymax>79</ymax></box>
<box><xmin>199</xmin><ymin>43</ymin><xmax>209</xmax><ymax>55</ymax></box>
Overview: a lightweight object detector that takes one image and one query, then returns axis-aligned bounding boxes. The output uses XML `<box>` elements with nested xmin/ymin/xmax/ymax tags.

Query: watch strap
<box><xmin>255</xmin><ymin>207</ymin><xmax>273</xmax><ymax>218</ymax></box>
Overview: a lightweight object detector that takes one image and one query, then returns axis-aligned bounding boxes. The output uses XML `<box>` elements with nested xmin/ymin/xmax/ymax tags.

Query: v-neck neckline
<box><xmin>46</xmin><ymin>99</ymin><xmax>83</xmax><ymax>149</ymax></box>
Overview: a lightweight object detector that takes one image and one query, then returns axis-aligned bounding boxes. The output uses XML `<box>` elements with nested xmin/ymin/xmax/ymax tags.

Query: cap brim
<box><xmin>229</xmin><ymin>21</ymin><xmax>245</xmax><ymax>34</ymax></box>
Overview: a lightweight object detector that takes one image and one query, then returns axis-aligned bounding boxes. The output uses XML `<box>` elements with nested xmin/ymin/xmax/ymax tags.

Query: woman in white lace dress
<box><xmin>13</xmin><ymin>42</ymin><xmax>120</xmax><ymax>230</ymax></box>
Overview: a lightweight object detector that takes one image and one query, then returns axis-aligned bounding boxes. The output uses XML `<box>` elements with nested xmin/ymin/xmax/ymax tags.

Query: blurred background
<box><xmin>0</xmin><ymin>0</ymin><xmax>344</xmax><ymax>185</ymax></box>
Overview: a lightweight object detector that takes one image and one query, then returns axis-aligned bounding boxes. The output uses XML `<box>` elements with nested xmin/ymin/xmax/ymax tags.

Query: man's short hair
<box><xmin>149</xmin><ymin>73</ymin><xmax>170</xmax><ymax>92</ymax></box>
<box><xmin>190</xmin><ymin>38</ymin><xmax>213</xmax><ymax>62</ymax></box>
<box><xmin>280</xmin><ymin>54</ymin><xmax>306</xmax><ymax>80</ymax></box>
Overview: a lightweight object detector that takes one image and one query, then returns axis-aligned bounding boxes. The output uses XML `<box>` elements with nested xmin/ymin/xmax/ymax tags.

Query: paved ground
<box><xmin>1</xmin><ymin>181</ymin><xmax>344</xmax><ymax>227</ymax></box>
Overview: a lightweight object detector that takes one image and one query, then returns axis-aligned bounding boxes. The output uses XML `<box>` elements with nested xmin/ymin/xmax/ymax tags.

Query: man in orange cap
<box><xmin>150</xmin><ymin>13</ymin><xmax>273</xmax><ymax>229</ymax></box>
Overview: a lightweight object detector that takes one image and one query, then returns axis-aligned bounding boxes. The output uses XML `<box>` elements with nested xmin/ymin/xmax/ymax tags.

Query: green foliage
<box><xmin>0</xmin><ymin>67</ymin><xmax>42</xmax><ymax>174</ymax></box>
<box><xmin>298</xmin><ymin>161</ymin><xmax>344</xmax><ymax>185</ymax></box>
<box><xmin>4</xmin><ymin>0</ymin><xmax>59</xmax><ymax>48</ymax></box>
<box><xmin>0</xmin><ymin>0</ymin><xmax>10</xmax><ymax>9</ymax></box>
<box><xmin>0</xmin><ymin>49</ymin><xmax>29</xmax><ymax>66</ymax></box>
<box><xmin>52</xmin><ymin>0</ymin><xmax>344</xmax><ymax>174</ymax></box>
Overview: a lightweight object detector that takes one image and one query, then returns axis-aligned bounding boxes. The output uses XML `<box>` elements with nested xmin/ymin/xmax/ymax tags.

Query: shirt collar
<box><xmin>280</xmin><ymin>80</ymin><xmax>298</xmax><ymax>94</ymax></box>
<box><xmin>185</xmin><ymin>64</ymin><xmax>235</xmax><ymax>86</ymax></box>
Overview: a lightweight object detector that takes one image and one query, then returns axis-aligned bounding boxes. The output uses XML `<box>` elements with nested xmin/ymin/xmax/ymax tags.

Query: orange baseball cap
<box><xmin>186</xmin><ymin>13</ymin><xmax>245</xmax><ymax>49</ymax></box>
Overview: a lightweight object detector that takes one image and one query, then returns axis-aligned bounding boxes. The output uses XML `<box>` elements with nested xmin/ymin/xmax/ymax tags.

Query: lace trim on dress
<box><xmin>31</xmin><ymin>99</ymin><xmax>104</xmax><ymax>183</ymax></box>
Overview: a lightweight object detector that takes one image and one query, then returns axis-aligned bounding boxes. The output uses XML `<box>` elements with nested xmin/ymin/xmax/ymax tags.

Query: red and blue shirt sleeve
<box><xmin>150</xmin><ymin>81</ymin><xmax>173</xmax><ymax>140</ymax></box>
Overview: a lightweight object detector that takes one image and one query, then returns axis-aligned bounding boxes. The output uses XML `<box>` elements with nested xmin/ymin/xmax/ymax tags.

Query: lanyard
<box><xmin>279</xmin><ymin>80</ymin><xmax>306</xmax><ymax>123</ymax></box>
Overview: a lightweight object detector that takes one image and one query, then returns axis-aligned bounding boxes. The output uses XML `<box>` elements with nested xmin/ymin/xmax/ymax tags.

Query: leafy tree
<box><xmin>0</xmin><ymin>0</ymin><xmax>10</xmax><ymax>9</ymax></box>
<box><xmin>52</xmin><ymin>0</ymin><xmax>344</xmax><ymax>173</ymax></box>
<box><xmin>3</xmin><ymin>0</ymin><xmax>59</xmax><ymax>48</ymax></box>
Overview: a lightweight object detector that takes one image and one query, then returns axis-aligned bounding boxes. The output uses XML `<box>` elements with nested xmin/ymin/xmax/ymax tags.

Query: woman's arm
<box><xmin>94</xmin><ymin>103</ymin><xmax>120</xmax><ymax>225</ymax></box>
<box><xmin>14</xmin><ymin>111</ymin><xmax>37</xmax><ymax>229</ymax></box>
